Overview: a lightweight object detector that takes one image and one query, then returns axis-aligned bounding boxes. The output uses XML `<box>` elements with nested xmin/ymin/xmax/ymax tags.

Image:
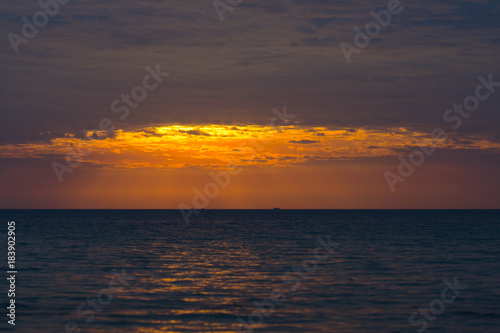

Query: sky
<box><xmin>1</xmin><ymin>0</ymin><xmax>499</xmax><ymax>209</ymax></box>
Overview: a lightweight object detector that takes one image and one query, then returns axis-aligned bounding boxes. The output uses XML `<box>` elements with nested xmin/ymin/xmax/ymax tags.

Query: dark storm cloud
<box><xmin>1</xmin><ymin>0</ymin><xmax>499</xmax><ymax>145</ymax></box>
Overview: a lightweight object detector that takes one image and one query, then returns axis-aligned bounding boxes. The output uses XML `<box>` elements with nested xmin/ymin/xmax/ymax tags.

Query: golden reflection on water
<box><xmin>92</xmin><ymin>240</ymin><xmax>354</xmax><ymax>333</ymax></box>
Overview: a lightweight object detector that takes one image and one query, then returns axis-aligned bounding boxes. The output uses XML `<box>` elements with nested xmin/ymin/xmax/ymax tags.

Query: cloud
<box><xmin>0</xmin><ymin>0</ymin><xmax>499</xmax><ymax>149</ymax></box>
<box><xmin>289</xmin><ymin>140</ymin><xmax>320</xmax><ymax>144</ymax></box>
<box><xmin>179</xmin><ymin>130</ymin><xmax>210</xmax><ymax>136</ymax></box>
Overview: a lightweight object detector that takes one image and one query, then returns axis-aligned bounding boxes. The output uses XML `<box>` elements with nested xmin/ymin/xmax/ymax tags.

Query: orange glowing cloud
<box><xmin>1</xmin><ymin>124</ymin><xmax>500</xmax><ymax>172</ymax></box>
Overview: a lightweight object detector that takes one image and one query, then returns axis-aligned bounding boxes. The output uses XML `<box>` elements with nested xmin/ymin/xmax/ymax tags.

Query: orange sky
<box><xmin>1</xmin><ymin>124</ymin><xmax>499</xmax><ymax>209</ymax></box>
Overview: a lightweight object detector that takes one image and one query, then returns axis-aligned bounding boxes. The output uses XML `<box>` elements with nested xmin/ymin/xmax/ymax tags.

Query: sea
<box><xmin>0</xmin><ymin>209</ymin><xmax>499</xmax><ymax>332</ymax></box>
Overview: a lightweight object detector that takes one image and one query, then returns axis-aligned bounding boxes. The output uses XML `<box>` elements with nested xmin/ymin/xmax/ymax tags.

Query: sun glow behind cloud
<box><xmin>1</xmin><ymin>124</ymin><xmax>500</xmax><ymax>171</ymax></box>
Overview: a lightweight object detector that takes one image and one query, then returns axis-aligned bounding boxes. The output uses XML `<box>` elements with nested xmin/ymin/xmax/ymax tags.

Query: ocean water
<box><xmin>0</xmin><ymin>210</ymin><xmax>499</xmax><ymax>332</ymax></box>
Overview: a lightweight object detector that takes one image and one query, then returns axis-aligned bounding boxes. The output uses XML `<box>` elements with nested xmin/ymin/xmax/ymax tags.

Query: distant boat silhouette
<box><xmin>273</xmin><ymin>208</ymin><xmax>280</xmax><ymax>210</ymax></box>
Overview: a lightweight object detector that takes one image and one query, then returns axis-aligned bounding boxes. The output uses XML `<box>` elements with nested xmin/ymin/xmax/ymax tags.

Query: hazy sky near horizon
<box><xmin>1</xmin><ymin>0</ymin><xmax>499</xmax><ymax>208</ymax></box>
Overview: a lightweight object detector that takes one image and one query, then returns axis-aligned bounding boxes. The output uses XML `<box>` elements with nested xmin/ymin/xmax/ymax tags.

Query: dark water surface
<box><xmin>0</xmin><ymin>210</ymin><xmax>499</xmax><ymax>332</ymax></box>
